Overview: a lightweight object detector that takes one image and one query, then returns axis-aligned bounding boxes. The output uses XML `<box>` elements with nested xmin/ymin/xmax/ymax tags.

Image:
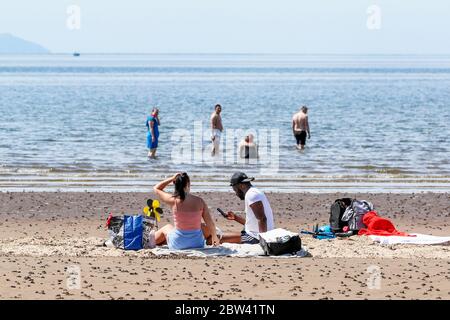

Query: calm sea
<box><xmin>0</xmin><ymin>54</ymin><xmax>449</xmax><ymax>192</ymax></box>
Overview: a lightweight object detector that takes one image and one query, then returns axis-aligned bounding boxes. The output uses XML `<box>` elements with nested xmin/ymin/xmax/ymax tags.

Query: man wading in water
<box><xmin>210</xmin><ymin>104</ymin><xmax>223</xmax><ymax>156</ymax></box>
<box><xmin>292</xmin><ymin>106</ymin><xmax>311</xmax><ymax>150</ymax></box>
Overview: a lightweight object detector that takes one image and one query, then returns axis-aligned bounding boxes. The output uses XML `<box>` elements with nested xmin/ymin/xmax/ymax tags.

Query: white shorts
<box><xmin>212</xmin><ymin>129</ymin><xmax>221</xmax><ymax>143</ymax></box>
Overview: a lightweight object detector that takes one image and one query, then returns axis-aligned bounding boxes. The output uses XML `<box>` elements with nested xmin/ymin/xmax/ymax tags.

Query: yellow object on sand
<box><xmin>142</xmin><ymin>200</ymin><xmax>161</xmax><ymax>222</ymax></box>
<box><xmin>152</xmin><ymin>200</ymin><xmax>160</xmax><ymax>209</ymax></box>
<box><xmin>153</xmin><ymin>210</ymin><xmax>161</xmax><ymax>222</ymax></box>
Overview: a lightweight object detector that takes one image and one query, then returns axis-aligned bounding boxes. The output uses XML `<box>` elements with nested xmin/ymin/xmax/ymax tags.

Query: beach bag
<box><xmin>105</xmin><ymin>214</ymin><xmax>157</xmax><ymax>250</ymax></box>
<box><xmin>329</xmin><ymin>198</ymin><xmax>353</xmax><ymax>232</ymax></box>
<box><xmin>259</xmin><ymin>228</ymin><xmax>302</xmax><ymax>256</ymax></box>
<box><xmin>341</xmin><ymin>200</ymin><xmax>374</xmax><ymax>231</ymax></box>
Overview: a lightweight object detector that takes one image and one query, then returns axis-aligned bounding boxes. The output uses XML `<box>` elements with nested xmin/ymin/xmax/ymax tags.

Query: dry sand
<box><xmin>0</xmin><ymin>191</ymin><xmax>449</xmax><ymax>300</ymax></box>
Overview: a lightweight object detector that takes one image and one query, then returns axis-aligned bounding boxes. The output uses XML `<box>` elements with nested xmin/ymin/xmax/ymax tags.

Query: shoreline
<box><xmin>3</xmin><ymin>190</ymin><xmax>450</xmax><ymax>193</ymax></box>
<box><xmin>2</xmin><ymin>169</ymin><xmax>450</xmax><ymax>193</ymax></box>
<box><xmin>1</xmin><ymin>176</ymin><xmax>450</xmax><ymax>193</ymax></box>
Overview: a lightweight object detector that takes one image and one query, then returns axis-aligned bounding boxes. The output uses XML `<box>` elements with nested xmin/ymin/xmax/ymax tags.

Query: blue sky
<box><xmin>1</xmin><ymin>0</ymin><xmax>449</xmax><ymax>53</ymax></box>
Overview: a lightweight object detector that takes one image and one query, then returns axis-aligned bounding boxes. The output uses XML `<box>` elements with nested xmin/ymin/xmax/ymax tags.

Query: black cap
<box><xmin>230</xmin><ymin>172</ymin><xmax>255</xmax><ymax>186</ymax></box>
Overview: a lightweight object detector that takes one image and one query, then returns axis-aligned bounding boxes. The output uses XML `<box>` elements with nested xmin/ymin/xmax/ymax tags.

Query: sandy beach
<box><xmin>0</xmin><ymin>191</ymin><xmax>449</xmax><ymax>300</ymax></box>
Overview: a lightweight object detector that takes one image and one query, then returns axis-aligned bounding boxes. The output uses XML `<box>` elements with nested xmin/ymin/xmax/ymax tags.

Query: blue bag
<box><xmin>123</xmin><ymin>215</ymin><xmax>143</xmax><ymax>250</ymax></box>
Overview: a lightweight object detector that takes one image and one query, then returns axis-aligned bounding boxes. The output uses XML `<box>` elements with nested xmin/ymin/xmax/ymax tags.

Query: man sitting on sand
<box><xmin>205</xmin><ymin>172</ymin><xmax>275</xmax><ymax>244</ymax></box>
<box><xmin>292</xmin><ymin>106</ymin><xmax>311</xmax><ymax>150</ymax></box>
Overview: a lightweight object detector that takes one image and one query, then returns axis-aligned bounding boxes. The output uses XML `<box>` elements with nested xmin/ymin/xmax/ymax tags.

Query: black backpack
<box><xmin>329</xmin><ymin>198</ymin><xmax>353</xmax><ymax>233</ymax></box>
<box><xmin>259</xmin><ymin>235</ymin><xmax>302</xmax><ymax>256</ymax></box>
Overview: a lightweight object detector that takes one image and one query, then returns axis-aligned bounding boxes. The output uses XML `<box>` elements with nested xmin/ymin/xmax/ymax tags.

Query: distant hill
<box><xmin>0</xmin><ymin>33</ymin><xmax>50</xmax><ymax>54</ymax></box>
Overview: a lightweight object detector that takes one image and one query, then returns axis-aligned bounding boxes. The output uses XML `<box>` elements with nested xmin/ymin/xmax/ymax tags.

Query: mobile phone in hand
<box><xmin>217</xmin><ymin>208</ymin><xmax>228</xmax><ymax>218</ymax></box>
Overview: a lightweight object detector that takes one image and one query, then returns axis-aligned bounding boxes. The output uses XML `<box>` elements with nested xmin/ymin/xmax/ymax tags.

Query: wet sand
<box><xmin>0</xmin><ymin>191</ymin><xmax>449</xmax><ymax>300</ymax></box>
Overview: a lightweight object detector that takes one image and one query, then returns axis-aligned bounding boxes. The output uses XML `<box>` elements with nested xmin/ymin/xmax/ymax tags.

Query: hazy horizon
<box><xmin>1</xmin><ymin>1</ymin><xmax>450</xmax><ymax>54</ymax></box>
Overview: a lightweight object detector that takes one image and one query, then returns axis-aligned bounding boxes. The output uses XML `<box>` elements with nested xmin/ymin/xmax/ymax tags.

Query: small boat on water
<box><xmin>73</xmin><ymin>52</ymin><xmax>80</xmax><ymax>57</ymax></box>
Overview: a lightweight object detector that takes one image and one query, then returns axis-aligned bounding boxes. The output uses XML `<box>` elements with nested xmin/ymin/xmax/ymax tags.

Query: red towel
<box><xmin>358</xmin><ymin>211</ymin><xmax>410</xmax><ymax>236</ymax></box>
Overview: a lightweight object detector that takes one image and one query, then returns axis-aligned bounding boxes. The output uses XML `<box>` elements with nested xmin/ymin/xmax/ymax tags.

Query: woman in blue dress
<box><xmin>146</xmin><ymin>108</ymin><xmax>160</xmax><ymax>159</ymax></box>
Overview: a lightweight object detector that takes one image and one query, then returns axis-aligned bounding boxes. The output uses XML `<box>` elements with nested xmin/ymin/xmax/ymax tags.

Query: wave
<box><xmin>342</xmin><ymin>165</ymin><xmax>411</xmax><ymax>175</ymax></box>
<box><xmin>2</xmin><ymin>66</ymin><xmax>450</xmax><ymax>74</ymax></box>
<box><xmin>0</xmin><ymin>168</ymin><xmax>449</xmax><ymax>193</ymax></box>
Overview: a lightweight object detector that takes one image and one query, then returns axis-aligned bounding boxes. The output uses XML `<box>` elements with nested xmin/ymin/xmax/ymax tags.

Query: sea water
<box><xmin>0</xmin><ymin>54</ymin><xmax>449</xmax><ymax>192</ymax></box>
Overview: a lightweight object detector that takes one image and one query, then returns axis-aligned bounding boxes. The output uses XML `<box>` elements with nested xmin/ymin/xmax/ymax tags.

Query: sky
<box><xmin>1</xmin><ymin>0</ymin><xmax>450</xmax><ymax>54</ymax></box>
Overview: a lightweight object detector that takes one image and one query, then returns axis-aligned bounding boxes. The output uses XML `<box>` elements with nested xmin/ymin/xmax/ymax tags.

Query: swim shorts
<box><xmin>212</xmin><ymin>129</ymin><xmax>221</xmax><ymax>143</ymax></box>
<box><xmin>294</xmin><ymin>130</ymin><xmax>307</xmax><ymax>146</ymax></box>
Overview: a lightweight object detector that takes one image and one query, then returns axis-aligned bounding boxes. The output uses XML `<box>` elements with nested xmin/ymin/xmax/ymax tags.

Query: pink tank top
<box><xmin>173</xmin><ymin>203</ymin><xmax>203</xmax><ymax>231</ymax></box>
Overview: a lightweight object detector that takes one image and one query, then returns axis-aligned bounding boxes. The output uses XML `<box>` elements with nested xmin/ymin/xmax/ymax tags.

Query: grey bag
<box><xmin>341</xmin><ymin>200</ymin><xmax>374</xmax><ymax>231</ymax></box>
<box><xmin>105</xmin><ymin>215</ymin><xmax>157</xmax><ymax>249</ymax></box>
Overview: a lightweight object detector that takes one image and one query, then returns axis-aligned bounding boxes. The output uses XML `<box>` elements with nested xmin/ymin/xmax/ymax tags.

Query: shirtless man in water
<box><xmin>292</xmin><ymin>106</ymin><xmax>311</xmax><ymax>150</ymax></box>
<box><xmin>210</xmin><ymin>104</ymin><xmax>223</xmax><ymax>156</ymax></box>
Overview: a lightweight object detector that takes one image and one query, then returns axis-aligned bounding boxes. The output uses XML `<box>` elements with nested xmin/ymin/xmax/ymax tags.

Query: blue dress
<box><xmin>146</xmin><ymin>115</ymin><xmax>159</xmax><ymax>149</ymax></box>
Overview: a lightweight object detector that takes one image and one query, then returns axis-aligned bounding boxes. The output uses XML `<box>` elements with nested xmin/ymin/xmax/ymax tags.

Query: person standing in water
<box><xmin>292</xmin><ymin>106</ymin><xmax>311</xmax><ymax>150</ymax></box>
<box><xmin>210</xmin><ymin>104</ymin><xmax>223</xmax><ymax>156</ymax></box>
<box><xmin>146</xmin><ymin>108</ymin><xmax>160</xmax><ymax>159</ymax></box>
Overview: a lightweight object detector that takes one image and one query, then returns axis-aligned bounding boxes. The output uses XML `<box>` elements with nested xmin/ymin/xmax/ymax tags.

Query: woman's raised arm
<box><xmin>153</xmin><ymin>174</ymin><xmax>179</xmax><ymax>206</ymax></box>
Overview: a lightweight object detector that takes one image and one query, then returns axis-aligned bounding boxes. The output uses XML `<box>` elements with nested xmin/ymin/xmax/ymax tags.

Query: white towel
<box><xmin>369</xmin><ymin>233</ymin><xmax>450</xmax><ymax>245</ymax></box>
<box><xmin>149</xmin><ymin>242</ymin><xmax>309</xmax><ymax>258</ymax></box>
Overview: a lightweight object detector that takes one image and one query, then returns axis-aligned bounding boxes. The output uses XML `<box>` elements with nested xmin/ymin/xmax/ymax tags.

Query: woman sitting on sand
<box><xmin>153</xmin><ymin>173</ymin><xmax>220</xmax><ymax>249</ymax></box>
